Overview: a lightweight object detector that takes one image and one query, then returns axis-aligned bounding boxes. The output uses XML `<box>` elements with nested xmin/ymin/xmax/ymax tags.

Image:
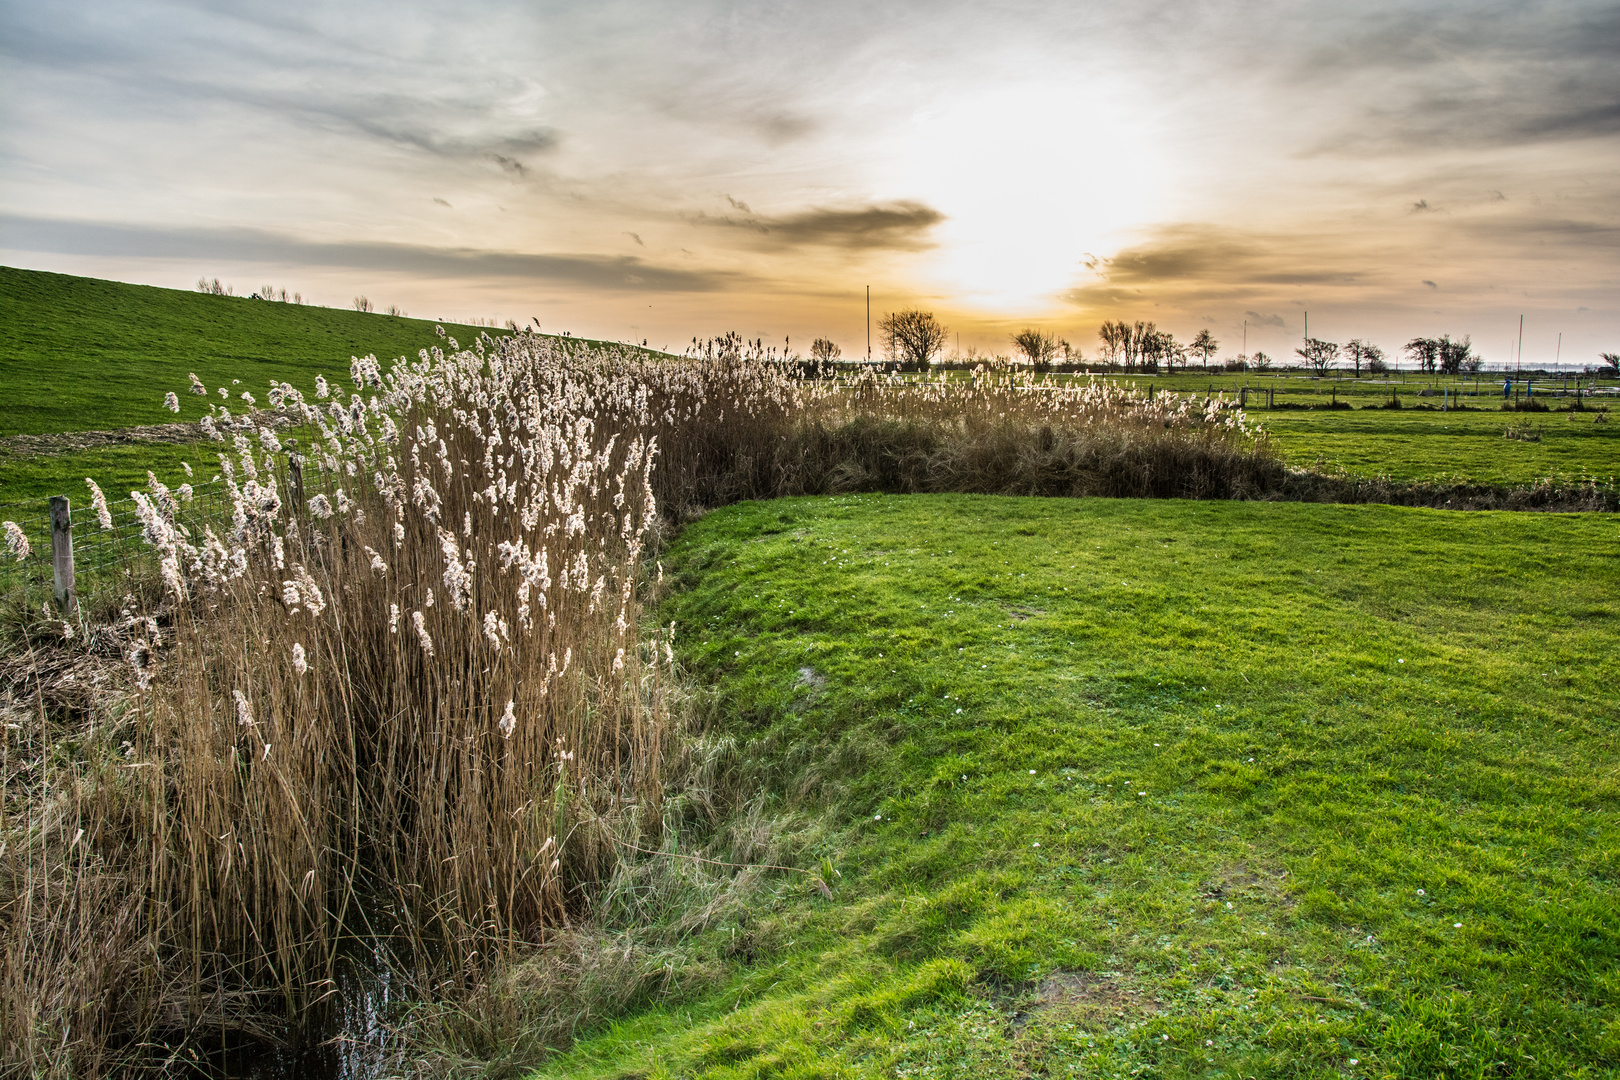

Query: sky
<box><xmin>2</xmin><ymin>0</ymin><xmax>1617</xmax><ymax>366</ymax></box>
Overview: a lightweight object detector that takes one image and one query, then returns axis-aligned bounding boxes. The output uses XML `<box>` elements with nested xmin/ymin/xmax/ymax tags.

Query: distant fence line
<box><xmin>0</xmin><ymin>479</ymin><xmax>233</xmax><ymax>603</ymax></box>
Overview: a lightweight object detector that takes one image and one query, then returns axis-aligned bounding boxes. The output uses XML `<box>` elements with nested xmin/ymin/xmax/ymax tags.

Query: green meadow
<box><xmin>535</xmin><ymin>493</ymin><xmax>1619</xmax><ymax>1079</ymax></box>
<box><xmin>1261</xmin><ymin>408</ymin><xmax>1619</xmax><ymax>487</ymax></box>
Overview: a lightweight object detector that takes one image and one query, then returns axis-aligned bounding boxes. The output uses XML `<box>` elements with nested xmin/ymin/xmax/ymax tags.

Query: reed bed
<box><xmin>1</xmin><ymin>331</ymin><xmax>1270</xmax><ymax>1076</ymax></box>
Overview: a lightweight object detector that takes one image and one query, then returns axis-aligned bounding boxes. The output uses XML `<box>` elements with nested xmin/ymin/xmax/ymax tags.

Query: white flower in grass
<box><xmin>483</xmin><ymin>611</ymin><xmax>503</xmax><ymax>650</ymax></box>
<box><xmin>307</xmin><ymin>494</ymin><xmax>333</xmax><ymax>519</ymax></box>
<box><xmin>188</xmin><ymin>372</ymin><xmax>207</xmax><ymax>395</ymax></box>
<box><xmin>315</xmin><ymin>375</ymin><xmax>329</xmax><ymax>399</ymax></box>
<box><xmin>389</xmin><ymin>603</ymin><xmax>400</xmax><ymax>633</ymax></box>
<box><xmin>292</xmin><ymin>643</ymin><xmax>309</xmax><ymax>676</ymax></box>
<box><xmin>3</xmin><ymin>522</ymin><xmax>30</xmax><ymax>562</ymax></box>
<box><xmin>412</xmin><ymin>610</ymin><xmax>433</xmax><ymax>655</ymax></box>
<box><xmin>164</xmin><ymin>391</ymin><xmax>180</xmax><ymax>413</ymax></box>
<box><xmin>181</xmin><ymin>460</ymin><xmax>192</xmax><ymax>477</ymax></box>
<box><xmin>259</xmin><ymin>427</ymin><xmax>281</xmax><ymax>453</ymax></box>
<box><xmin>364</xmin><ymin>546</ymin><xmax>387</xmax><ymax>575</ymax></box>
<box><xmin>240</xmin><ymin>391</ymin><xmax>256</xmax><ymax>406</ymax></box>
<box><xmin>612</xmin><ymin>648</ymin><xmax>625</xmax><ymax>674</ymax></box>
<box><xmin>499</xmin><ymin>699</ymin><xmax>516</xmax><ymax>739</ymax></box>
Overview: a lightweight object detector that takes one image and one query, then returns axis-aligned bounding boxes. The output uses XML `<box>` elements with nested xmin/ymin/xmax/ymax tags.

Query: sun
<box><xmin>880</xmin><ymin>79</ymin><xmax>1174</xmax><ymax>312</ymax></box>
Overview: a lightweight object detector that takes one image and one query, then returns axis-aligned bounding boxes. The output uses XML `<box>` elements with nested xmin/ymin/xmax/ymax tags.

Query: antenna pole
<box><xmin>1517</xmin><ymin>314</ymin><xmax>1524</xmax><ymax>375</ymax></box>
<box><xmin>866</xmin><ymin>286</ymin><xmax>871</xmax><ymax>362</ymax></box>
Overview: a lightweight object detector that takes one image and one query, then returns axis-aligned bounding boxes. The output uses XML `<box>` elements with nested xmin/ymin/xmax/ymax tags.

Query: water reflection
<box><xmin>212</xmin><ymin>940</ymin><xmax>404</xmax><ymax>1080</ymax></box>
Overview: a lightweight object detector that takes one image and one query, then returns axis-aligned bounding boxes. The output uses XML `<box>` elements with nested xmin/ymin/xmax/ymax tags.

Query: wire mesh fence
<box><xmin>0</xmin><ymin>479</ymin><xmax>234</xmax><ymax>590</ymax></box>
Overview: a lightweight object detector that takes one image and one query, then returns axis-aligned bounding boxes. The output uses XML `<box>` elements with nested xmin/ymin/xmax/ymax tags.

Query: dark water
<box><xmin>211</xmin><ymin>942</ymin><xmax>405</xmax><ymax>1080</ymax></box>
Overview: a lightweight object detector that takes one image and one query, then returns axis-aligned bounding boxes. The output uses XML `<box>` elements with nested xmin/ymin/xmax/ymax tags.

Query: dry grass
<box><xmin>1</xmin><ymin>332</ymin><xmax>1273</xmax><ymax>1075</ymax></box>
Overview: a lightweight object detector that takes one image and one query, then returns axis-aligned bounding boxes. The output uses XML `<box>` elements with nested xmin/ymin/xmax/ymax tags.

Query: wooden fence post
<box><xmin>50</xmin><ymin>495</ymin><xmax>75</xmax><ymax>613</ymax></box>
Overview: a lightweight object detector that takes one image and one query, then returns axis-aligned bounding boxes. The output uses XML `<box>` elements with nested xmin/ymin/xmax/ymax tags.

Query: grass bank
<box><xmin>527</xmin><ymin>494</ymin><xmax>1618</xmax><ymax>1079</ymax></box>
<box><xmin>0</xmin><ymin>265</ymin><xmax>513</xmax><ymax>436</ymax></box>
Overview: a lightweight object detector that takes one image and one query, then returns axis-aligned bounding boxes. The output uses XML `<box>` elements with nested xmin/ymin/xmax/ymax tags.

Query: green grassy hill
<box><xmin>0</xmin><ymin>265</ymin><xmax>508</xmax><ymax>438</ymax></box>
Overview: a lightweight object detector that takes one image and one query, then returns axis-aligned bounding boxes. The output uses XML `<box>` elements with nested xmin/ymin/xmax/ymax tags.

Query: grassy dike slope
<box><xmin>543</xmin><ymin>495</ymin><xmax>1618</xmax><ymax>1079</ymax></box>
<box><xmin>0</xmin><ymin>265</ymin><xmax>505</xmax><ymax>437</ymax></box>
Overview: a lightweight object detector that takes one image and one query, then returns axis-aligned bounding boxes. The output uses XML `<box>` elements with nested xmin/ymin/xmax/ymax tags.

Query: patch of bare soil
<box><xmin>1198</xmin><ymin>861</ymin><xmax>1293</xmax><ymax>907</ymax></box>
<box><xmin>0</xmin><ymin>410</ymin><xmax>298</xmax><ymax>460</ymax></box>
<box><xmin>1014</xmin><ymin>971</ymin><xmax>1159</xmax><ymax>1031</ymax></box>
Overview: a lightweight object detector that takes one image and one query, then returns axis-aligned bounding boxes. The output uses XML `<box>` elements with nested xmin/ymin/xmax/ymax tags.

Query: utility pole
<box><xmin>866</xmin><ymin>286</ymin><xmax>871</xmax><ymax>362</ymax></box>
<box><xmin>1556</xmin><ymin>331</ymin><xmax>1562</xmax><ymax>371</ymax></box>
<box><xmin>1242</xmin><ymin>319</ymin><xmax>1247</xmax><ymax>358</ymax></box>
<box><xmin>1304</xmin><ymin>311</ymin><xmax>1308</xmax><ymax>343</ymax></box>
<box><xmin>1516</xmin><ymin>314</ymin><xmax>1524</xmax><ymax>376</ymax></box>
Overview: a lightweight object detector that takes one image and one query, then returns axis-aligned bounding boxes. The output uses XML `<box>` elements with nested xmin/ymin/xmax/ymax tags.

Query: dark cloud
<box><xmin>0</xmin><ymin>215</ymin><xmax>738</xmax><ymax>293</ymax></box>
<box><xmin>1410</xmin><ymin>199</ymin><xmax>1435</xmax><ymax>213</ymax></box>
<box><xmin>1299</xmin><ymin>4</ymin><xmax>1620</xmax><ymax>152</ymax></box>
<box><xmin>433</xmin><ymin>198</ymin><xmax>452</xmax><ymax>207</ymax></box>
<box><xmin>1085</xmin><ymin>228</ymin><xmax>1362</xmax><ymax>289</ymax></box>
<box><xmin>696</xmin><ymin>200</ymin><xmax>945</xmax><ymax>250</ymax></box>
<box><xmin>1245</xmin><ymin>311</ymin><xmax>1288</xmax><ymax>328</ymax></box>
<box><xmin>1423</xmin><ymin>280</ymin><xmax>1438</xmax><ymax>289</ymax></box>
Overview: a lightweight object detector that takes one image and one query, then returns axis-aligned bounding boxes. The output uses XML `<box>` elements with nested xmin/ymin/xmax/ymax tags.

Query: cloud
<box><xmin>1244</xmin><ymin>311</ymin><xmax>1288</xmax><ymax>328</ymax></box>
<box><xmin>695</xmin><ymin>200</ymin><xmax>945</xmax><ymax>251</ymax></box>
<box><xmin>1076</xmin><ymin>227</ymin><xmax>1363</xmax><ymax>292</ymax></box>
<box><xmin>1410</xmin><ymin>199</ymin><xmax>1435</xmax><ymax>213</ymax></box>
<box><xmin>1297</xmin><ymin>4</ymin><xmax>1620</xmax><ymax>152</ymax></box>
<box><xmin>433</xmin><ymin>198</ymin><xmax>452</xmax><ymax>208</ymax></box>
<box><xmin>624</xmin><ymin>232</ymin><xmax>645</xmax><ymax>246</ymax></box>
<box><xmin>1423</xmin><ymin>279</ymin><xmax>1438</xmax><ymax>289</ymax></box>
<box><xmin>0</xmin><ymin>215</ymin><xmax>739</xmax><ymax>293</ymax></box>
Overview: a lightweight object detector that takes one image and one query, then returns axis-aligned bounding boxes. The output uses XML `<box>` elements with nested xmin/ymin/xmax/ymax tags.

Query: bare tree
<box><xmin>1296</xmin><ymin>337</ymin><xmax>1339</xmax><ymax>375</ymax></box>
<box><xmin>1404</xmin><ymin>337</ymin><xmax>1441</xmax><ymax>373</ymax></box>
<box><xmin>1189</xmin><ymin>328</ymin><xmax>1219</xmax><ymax>370</ymax></box>
<box><xmin>1343</xmin><ymin>339</ymin><xmax>1383</xmax><ymax>378</ymax></box>
<box><xmin>810</xmin><ymin>337</ymin><xmax>841</xmax><ymax>363</ymax></box>
<box><xmin>353</xmin><ymin>296</ymin><xmax>375</xmax><ymax>314</ymax></box>
<box><xmin>1011</xmin><ymin>328</ymin><xmax>1060</xmax><ymax>372</ymax></box>
<box><xmin>879</xmin><ymin>309</ymin><xmax>948</xmax><ymax>371</ymax></box>
<box><xmin>1139</xmin><ymin>328</ymin><xmax>1179</xmax><ymax>372</ymax></box>
<box><xmin>1438</xmin><ymin>334</ymin><xmax>1473</xmax><ymax>375</ymax></box>
<box><xmin>1600</xmin><ymin>353</ymin><xmax>1619</xmax><ymax>376</ymax></box>
<box><xmin>1250</xmin><ymin>351</ymin><xmax>1273</xmax><ymax>371</ymax></box>
<box><xmin>1097</xmin><ymin>320</ymin><xmax>1129</xmax><ymax>370</ymax></box>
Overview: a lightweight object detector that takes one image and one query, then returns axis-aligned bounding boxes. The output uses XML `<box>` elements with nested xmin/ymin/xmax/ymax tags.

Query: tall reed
<box><xmin>2</xmin><ymin>330</ymin><xmax>1272</xmax><ymax>1074</ymax></box>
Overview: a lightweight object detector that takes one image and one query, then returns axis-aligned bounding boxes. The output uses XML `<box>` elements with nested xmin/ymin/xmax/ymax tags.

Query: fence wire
<box><xmin>0</xmin><ymin>479</ymin><xmax>234</xmax><ymax>588</ymax></box>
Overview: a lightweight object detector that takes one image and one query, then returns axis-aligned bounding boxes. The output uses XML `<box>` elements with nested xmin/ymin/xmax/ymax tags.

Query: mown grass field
<box><xmin>535</xmin><ymin>493</ymin><xmax>1618</xmax><ymax>1079</ymax></box>
<box><xmin>1261</xmin><ymin>408</ymin><xmax>1619</xmax><ymax>487</ymax></box>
